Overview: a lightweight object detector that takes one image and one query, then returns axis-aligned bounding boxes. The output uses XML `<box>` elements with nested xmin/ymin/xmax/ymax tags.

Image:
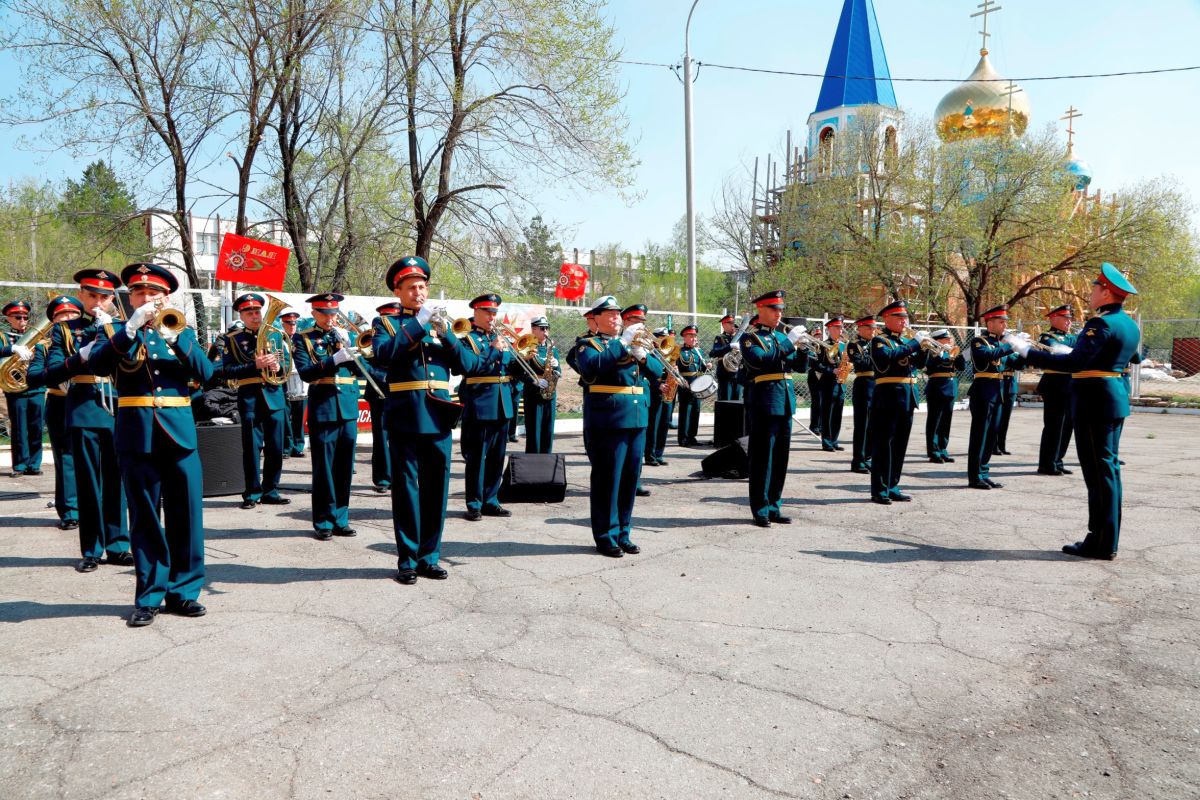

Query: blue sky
<box><xmin>2</xmin><ymin>0</ymin><xmax>1199</xmax><ymax>259</ymax></box>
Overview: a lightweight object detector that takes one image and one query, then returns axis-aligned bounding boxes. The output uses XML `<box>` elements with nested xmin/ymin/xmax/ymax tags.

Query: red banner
<box><xmin>555</xmin><ymin>262</ymin><xmax>588</xmax><ymax>301</ymax></box>
<box><xmin>216</xmin><ymin>232</ymin><xmax>291</xmax><ymax>291</ymax></box>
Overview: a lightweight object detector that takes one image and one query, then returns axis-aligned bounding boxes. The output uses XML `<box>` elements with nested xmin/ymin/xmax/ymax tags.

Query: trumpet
<box><xmin>152</xmin><ymin>298</ymin><xmax>187</xmax><ymax>335</ymax></box>
<box><xmin>427</xmin><ymin>306</ymin><xmax>470</xmax><ymax>338</ymax></box>
<box><xmin>904</xmin><ymin>327</ymin><xmax>952</xmax><ymax>354</ymax></box>
<box><xmin>333</xmin><ymin>311</ymin><xmax>385</xmax><ymax>398</ymax></box>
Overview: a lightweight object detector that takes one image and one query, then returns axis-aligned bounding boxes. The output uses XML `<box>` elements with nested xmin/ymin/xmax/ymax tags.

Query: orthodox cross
<box><xmin>1061</xmin><ymin>105</ymin><xmax>1083</xmax><ymax>157</ymax></box>
<box><xmin>971</xmin><ymin>0</ymin><xmax>1001</xmax><ymax>55</ymax></box>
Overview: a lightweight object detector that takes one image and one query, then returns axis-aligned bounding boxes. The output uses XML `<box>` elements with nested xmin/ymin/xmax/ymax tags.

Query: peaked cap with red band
<box><xmin>854</xmin><ymin>314</ymin><xmax>876</xmax><ymax>327</ymax></box>
<box><xmin>878</xmin><ymin>299</ymin><xmax>908</xmax><ymax>317</ymax></box>
<box><xmin>469</xmin><ymin>293</ymin><xmax>502</xmax><ymax>311</ymax></box>
<box><xmin>980</xmin><ymin>304</ymin><xmax>1009</xmax><ymax>321</ymax></box>
<box><xmin>46</xmin><ymin>295</ymin><xmax>84</xmax><ymax>322</ymax></box>
<box><xmin>621</xmin><ymin>303</ymin><xmax>647</xmax><ymax>320</ymax></box>
<box><xmin>386</xmin><ymin>256</ymin><xmax>431</xmax><ymax>289</ymax></box>
<box><xmin>306</xmin><ymin>292</ymin><xmax>343</xmax><ymax>311</ymax></box>
<box><xmin>1045</xmin><ymin>304</ymin><xmax>1073</xmax><ymax>319</ymax></box>
<box><xmin>2</xmin><ymin>300</ymin><xmax>31</xmax><ymax>317</ymax></box>
<box><xmin>752</xmin><ymin>290</ymin><xmax>786</xmax><ymax>309</ymax></box>
<box><xmin>826</xmin><ymin>314</ymin><xmax>845</xmax><ymax>326</ymax></box>
<box><xmin>375</xmin><ymin>301</ymin><xmax>402</xmax><ymax>315</ymax></box>
<box><xmin>680</xmin><ymin>324</ymin><xmax>698</xmax><ymax>335</ymax></box>
<box><xmin>719</xmin><ymin>314</ymin><xmax>734</xmax><ymax>324</ymax></box>
<box><xmin>73</xmin><ymin>268</ymin><xmax>121</xmax><ymax>296</ymax></box>
<box><xmin>233</xmin><ymin>293</ymin><xmax>265</xmax><ymax>312</ymax></box>
<box><xmin>121</xmin><ymin>262</ymin><xmax>178</xmax><ymax>294</ymax></box>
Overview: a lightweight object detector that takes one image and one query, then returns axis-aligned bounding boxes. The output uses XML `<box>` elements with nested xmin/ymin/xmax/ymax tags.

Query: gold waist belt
<box><xmin>389</xmin><ymin>380</ymin><xmax>450</xmax><ymax>392</ymax></box>
<box><xmin>588</xmin><ymin>385</ymin><xmax>643</xmax><ymax>395</ymax></box>
<box><xmin>1041</xmin><ymin>369</ymin><xmax>1069</xmax><ymax>375</ymax></box>
<box><xmin>973</xmin><ymin>373</ymin><xmax>1002</xmax><ymax>379</ymax></box>
<box><xmin>927</xmin><ymin>372</ymin><xmax>955</xmax><ymax>378</ymax></box>
<box><xmin>70</xmin><ymin>376</ymin><xmax>110</xmax><ymax>385</ymax></box>
<box><xmin>753</xmin><ymin>373</ymin><xmax>791</xmax><ymax>384</ymax></box>
<box><xmin>118</xmin><ymin>396</ymin><xmax>190</xmax><ymax>408</ymax></box>
<box><xmin>310</xmin><ymin>377</ymin><xmax>359</xmax><ymax>386</ymax></box>
<box><xmin>854</xmin><ymin>371</ymin><xmax>874</xmax><ymax>378</ymax></box>
<box><xmin>680</xmin><ymin>371</ymin><xmax>703</xmax><ymax>378</ymax></box>
<box><xmin>465</xmin><ymin>376</ymin><xmax>511</xmax><ymax>385</ymax></box>
<box><xmin>235</xmin><ymin>377</ymin><xmax>263</xmax><ymax>387</ymax></box>
<box><xmin>876</xmin><ymin>377</ymin><xmax>916</xmax><ymax>385</ymax></box>
<box><xmin>1001</xmin><ymin>371</ymin><xmax>1014</xmax><ymax>377</ymax></box>
<box><xmin>47</xmin><ymin>388</ymin><xmax>67</xmax><ymax>397</ymax></box>
<box><xmin>1074</xmin><ymin>370</ymin><xmax>1122</xmax><ymax>379</ymax></box>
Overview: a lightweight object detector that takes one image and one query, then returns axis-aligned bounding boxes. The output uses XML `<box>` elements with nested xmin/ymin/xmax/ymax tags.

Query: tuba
<box><xmin>0</xmin><ymin>319</ymin><xmax>53</xmax><ymax>393</ymax></box>
<box><xmin>257</xmin><ymin>295</ymin><xmax>291</xmax><ymax>386</ymax></box>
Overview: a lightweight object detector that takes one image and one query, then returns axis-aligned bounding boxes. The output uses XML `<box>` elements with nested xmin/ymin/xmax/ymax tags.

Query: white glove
<box><xmin>549</xmin><ymin>357</ymin><xmax>559</xmax><ymax>368</ymax></box>
<box><xmin>536</xmin><ymin>378</ymin><xmax>549</xmax><ymax>390</ymax></box>
<box><xmin>78</xmin><ymin>341</ymin><xmax>96</xmax><ymax>362</ymax></box>
<box><xmin>124</xmin><ymin>303</ymin><xmax>156</xmax><ymax>337</ymax></box>
<box><xmin>1049</xmin><ymin>344</ymin><xmax>1073</xmax><ymax>355</ymax></box>
<box><xmin>913</xmin><ymin>330</ymin><xmax>930</xmax><ymax>343</ymax></box>
<box><xmin>332</xmin><ymin>347</ymin><xmax>357</xmax><ymax>365</ymax></box>
<box><xmin>1003</xmin><ymin>332</ymin><xmax>1031</xmax><ymax>357</ymax></box>
<box><xmin>92</xmin><ymin>307</ymin><xmax>113</xmax><ymax>326</ymax></box>
<box><xmin>332</xmin><ymin>326</ymin><xmax>351</xmax><ymax>346</ymax></box>
<box><xmin>12</xmin><ymin>344</ymin><xmax>33</xmax><ymax>362</ymax></box>
<box><xmin>620</xmin><ymin>323</ymin><xmax>643</xmax><ymax>346</ymax></box>
<box><xmin>416</xmin><ymin>303</ymin><xmax>442</xmax><ymax>326</ymax></box>
<box><xmin>629</xmin><ymin>345</ymin><xmax>647</xmax><ymax>361</ymax></box>
<box><xmin>786</xmin><ymin>325</ymin><xmax>806</xmax><ymax>344</ymax></box>
<box><xmin>159</xmin><ymin>325</ymin><xmax>179</xmax><ymax>344</ymax></box>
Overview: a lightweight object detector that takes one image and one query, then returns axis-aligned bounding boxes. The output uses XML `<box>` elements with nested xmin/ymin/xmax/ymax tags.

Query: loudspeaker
<box><xmin>196</xmin><ymin>423</ymin><xmax>244</xmax><ymax>497</ymax></box>
<box><xmin>499</xmin><ymin>452</ymin><xmax>567</xmax><ymax>503</ymax></box>
<box><xmin>701</xmin><ymin>435</ymin><xmax>750</xmax><ymax>479</ymax></box>
<box><xmin>714</xmin><ymin>399</ymin><xmax>746</xmax><ymax>446</ymax></box>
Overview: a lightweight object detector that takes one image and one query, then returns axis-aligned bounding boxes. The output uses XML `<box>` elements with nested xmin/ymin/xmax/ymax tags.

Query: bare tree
<box><xmin>705</xmin><ymin>168</ymin><xmax>757</xmax><ymax>277</ymax></box>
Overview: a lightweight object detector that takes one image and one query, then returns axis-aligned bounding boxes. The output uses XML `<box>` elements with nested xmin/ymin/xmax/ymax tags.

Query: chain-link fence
<box><xmin>1136</xmin><ymin>318</ymin><xmax>1200</xmax><ymax>402</ymax></box>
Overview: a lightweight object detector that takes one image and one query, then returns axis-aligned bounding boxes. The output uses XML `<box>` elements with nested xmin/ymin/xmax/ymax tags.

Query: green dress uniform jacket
<box><xmin>966</xmin><ymin>333</ymin><xmax>1014</xmax><ymax>485</ymax></box>
<box><xmin>577</xmin><ymin>334</ymin><xmax>662</xmax><ymax>549</ymax></box>
<box><xmin>27</xmin><ymin>342</ymin><xmax>76</xmax><ymax>523</ymax></box>
<box><xmin>85</xmin><ymin>324</ymin><xmax>213</xmax><ymax>610</ymax></box>
<box><xmin>740</xmin><ymin>326</ymin><xmax>809</xmax><ymax>521</ymax></box>
<box><xmin>521</xmin><ymin>342</ymin><xmax>560</xmax><ymax>454</ymax></box>
<box><xmin>458</xmin><ymin>326</ymin><xmax>517</xmax><ymax>514</ymax></box>
<box><xmin>675</xmin><ymin>345</ymin><xmax>707</xmax><ymax>445</ymax></box>
<box><xmin>46</xmin><ymin>317</ymin><xmax>129</xmax><ymax>561</ymax></box>
<box><xmin>1021</xmin><ymin>304</ymin><xmax>1139</xmax><ymax>555</ymax></box>
<box><xmin>1035</xmin><ymin>330</ymin><xmax>1078</xmax><ymax>473</ymax></box>
<box><xmin>1</xmin><ymin>329</ymin><xmax>47</xmax><ymax>474</ymax></box>
<box><xmin>868</xmin><ymin>331</ymin><xmax>925</xmax><ymax>501</ymax></box>
<box><xmin>813</xmin><ymin>339</ymin><xmax>846</xmax><ymax>450</ymax></box>
<box><xmin>847</xmin><ymin>336</ymin><xmax>875</xmax><ymax>472</ymax></box>
<box><xmin>709</xmin><ymin>333</ymin><xmax>743</xmax><ymax>401</ymax></box>
<box><xmin>923</xmin><ymin>349</ymin><xmax>966</xmax><ymax>461</ymax></box>
<box><xmin>221</xmin><ymin>327</ymin><xmax>292</xmax><ymax>502</ymax></box>
<box><xmin>293</xmin><ymin>327</ymin><xmax>361</xmax><ymax>533</ymax></box>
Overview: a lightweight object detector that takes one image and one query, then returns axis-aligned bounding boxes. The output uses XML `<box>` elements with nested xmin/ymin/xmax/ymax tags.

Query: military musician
<box><xmin>966</xmin><ymin>305</ymin><xmax>1015</xmax><ymax>490</ymax></box>
<box><xmin>521</xmin><ymin>315</ymin><xmax>560</xmax><ymax>454</ymax></box>
<box><xmin>25</xmin><ymin>297</ymin><xmax>80</xmax><ymax>529</ymax></box>
<box><xmin>847</xmin><ymin>315</ymin><xmax>877</xmax><ymax>474</ymax></box>
<box><xmin>366</xmin><ymin>302</ymin><xmax>399</xmax><ymax>491</ymax></box>
<box><xmin>994</xmin><ymin>347</ymin><xmax>1023</xmax><ymax>457</ymax></box>
<box><xmin>2</xmin><ymin>300</ymin><xmax>46</xmax><ymax>477</ymax></box>
<box><xmin>1006</xmin><ymin>263</ymin><xmax>1141</xmax><ymax>560</ymax></box>
<box><xmin>814</xmin><ymin>315</ymin><xmax>847</xmax><ymax>452</ymax></box>
<box><xmin>923</xmin><ymin>329</ymin><xmax>966</xmax><ymax>464</ymax></box>
<box><xmin>868</xmin><ymin>300</ymin><xmax>929</xmax><ymax>505</ymax></box>
<box><xmin>740</xmin><ymin>291</ymin><xmax>809</xmax><ymax>527</ymax></box>
<box><xmin>45</xmin><ymin>269</ymin><xmax>130</xmax><ymax>572</ymax></box>
<box><xmin>291</xmin><ymin>293</ymin><xmax>361</xmax><ymax>540</ymax></box>
<box><xmin>222</xmin><ymin>293</ymin><xmax>293</xmax><ymax>509</ymax></box>
<box><xmin>74</xmin><ymin>263</ymin><xmax>213</xmax><ymax>626</ymax></box>
<box><xmin>674</xmin><ymin>323</ymin><xmax>707</xmax><ymax>446</ymax></box>
<box><xmin>1034</xmin><ymin>304</ymin><xmax>1077</xmax><ymax>476</ymax></box>
<box><xmin>279</xmin><ymin>308</ymin><xmax>308</xmax><ymax>459</ymax></box>
<box><xmin>806</xmin><ymin>322</ymin><xmax>824</xmax><ymax>440</ymax></box>
<box><xmin>643</xmin><ymin>325</ymin><xmax>673</xmax><ymax>468</ymax></box>
<box><xmin>576</xmin><ymin>295</ymin><xmax>662</xmax><ymax>555</ymax></box>
<box><xmin>709</xmin><ymin>314</ymin><xmax>743</xmax><ymax>401</ymax></box>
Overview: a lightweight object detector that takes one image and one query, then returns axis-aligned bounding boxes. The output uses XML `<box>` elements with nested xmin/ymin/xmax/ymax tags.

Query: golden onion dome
<box><xmin>935</xmin><ymin>51</ymin><xmax>1031</xmax><ymax>142</ymax></box>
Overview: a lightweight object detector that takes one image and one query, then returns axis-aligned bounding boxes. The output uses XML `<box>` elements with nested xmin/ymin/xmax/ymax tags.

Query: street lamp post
<box><xmin>683</xmin><ymin>0</ymin><xmax>701</xmax><ymax>322</ymax></box>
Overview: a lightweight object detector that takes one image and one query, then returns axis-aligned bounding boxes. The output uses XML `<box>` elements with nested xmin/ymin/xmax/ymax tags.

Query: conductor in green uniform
<box><xmin>1007</xmin><ymin>263</ymin><xmax>1141</xmax><ymax>560</ymax></box>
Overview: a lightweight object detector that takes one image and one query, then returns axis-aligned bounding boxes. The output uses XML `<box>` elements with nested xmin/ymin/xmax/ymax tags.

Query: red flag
<box><xmin>555</xmin><ymin>262</ymin><xmax>588</xmax><ymax>301</ymax></box>
<box><xmin>216</xmin><ymin>232</ymin><xmax>291</xmax><ymax>291</ymax></box>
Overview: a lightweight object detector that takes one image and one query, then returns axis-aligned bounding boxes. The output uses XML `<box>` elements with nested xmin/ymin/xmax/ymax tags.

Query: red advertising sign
<box><xmin>216</xmin><ymin>232</ymin><xmax>291</xmax><ymax>291</ymax></box>
<box><xmin>554</xmin><ymin>262</ymin><xmax>589</xmax><ymax>301</ymax></box>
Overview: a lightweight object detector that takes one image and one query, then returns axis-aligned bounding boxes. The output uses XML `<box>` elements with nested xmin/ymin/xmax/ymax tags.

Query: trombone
<box><xmin>489</xmin><ymin>319</ymin><xmax>544</xmax><ymax>385</ymax></box>
<box><xmin>629</xmin><ymin>326</ymin><xmax>689</xmax><ymax>399</ymax></box>
<box><xmin>333</xmin><ymin>311</ymin><xmax>386</xmax><ymax>398</ymax></box>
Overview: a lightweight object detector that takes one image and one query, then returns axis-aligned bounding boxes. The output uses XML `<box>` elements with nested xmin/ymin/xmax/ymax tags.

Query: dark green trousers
<box><xmin>285</xmin><ymin>398</ymin><xmax>307</xmax><ymax>455</ymax></box>
<box><xmin>748</xmin><ymin>414</ymin><xmax>791</xmax><ymax>520</ymax></box>
<box><xmin>676</xmin><ymin>387</ymin><xmax>700</xmax><ymax>444</ymax></box>
<box><xmin>45</xmin><ymin>394</ymin><xmax>78</xmax><ymax>524</ymax></box>
<box><xmin>367</xmin><ymin>396</ymin><xmax>390</xmax><ymax>488</ymax></box>
<box><xmin>967</xmin><ymin>394</ymin><xmax>1002</xmax><ymax>484</ymax></box>
<box><xmin>1074</xmin><ymin>419</ymin><xmax>1125</xmax><ymax>555</ymax></box>
<box><xmin>5</xmin><ymin>391</ymin><xmax>44</xmax><ymax>472</ymax></box>
<box><xmin>390</xmin><ymin>430</ymin><xmax>451</xmax><ymax>570</ymax></box>
<box><xmin>585</xmin><ymin>426</ymin><xmax>645</xmax><ymax>548</ymax></box>
<box><xmin>925</xmin><ymin>394</ymin><xmax>955</xmax><ymax>459</ymax></box>
<box><xmin>120</xmin><ymin>430</ymin><xmax>204</xmax><ymax>609</ymax></box>
<box><xmin>309</xmin><ymin>418</ymin><xmax>357</xmax><ymax>532</ymax></box>
<box><xmin>241</xmin><ymin>406</ymin><xmax>285</xmax><ymax>502</ymax></box>
<box><xmin>72</xmin><ymin>426</ymin><xmax>129</xmax><ymax>560</ymax></box>
<box><xmin>523</xmin><ymin>393</ymin><xmax>556</xmax><ymax>454</ymax></box>
<box><xmin>1039</xmin><ymin>390</ymin><xmax>1072</xmax><ymax>472</ymax></box>
<box><xmin>462</xmin><ymin>419</ymin><xmax>508</xmax><ymax>512</ymax></box>
<box><xmin>869</xmin><ymin>402</ymin><xmax>913</xmax><ymax>499</ymax></box>
<box><xmin>850</xmin><ymin>378</ymin><xmax>873</xmax><ymax>470</ymax></box>
<box><xmin>819</xmin><ymin>384</ymin><xmax>844</xmax><ymax>449</ymax></box>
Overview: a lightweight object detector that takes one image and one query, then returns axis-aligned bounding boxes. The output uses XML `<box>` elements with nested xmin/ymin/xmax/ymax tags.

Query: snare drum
<box><xmin>688</xmin><ymin>374</ymin><xmax>717</xmax><ymax>400</ymax></box>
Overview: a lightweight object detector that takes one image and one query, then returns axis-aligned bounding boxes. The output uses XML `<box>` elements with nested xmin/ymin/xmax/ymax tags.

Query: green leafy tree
<box><xmin>58</xmin><ymin>161</ymin><xmax>146</xmax><ymax>256</ymax></box>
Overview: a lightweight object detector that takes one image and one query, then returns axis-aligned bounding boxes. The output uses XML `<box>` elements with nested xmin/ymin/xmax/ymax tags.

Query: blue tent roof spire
<box><xmin>813</xmin><ymin>0</ymin><xmax>898</xmax><ymax>114</ymax></box>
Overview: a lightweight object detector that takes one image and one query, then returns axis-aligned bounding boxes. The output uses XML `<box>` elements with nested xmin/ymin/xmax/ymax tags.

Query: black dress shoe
<box><xmin>374</xmin><ymin>485</ymin><xmax>390</xmax><ymax>494</ymax></box>
<box><xmin>59</xmin><ymin>519</ymin><xmax>79</xmax><ymax>531</ymax></box>
<box><xmin>928</xmin><ymin>456</ymin><xmax>944</xmax><ymax>464</ymax></box>
<box><xmin>851</xmin><ymin>467</ymin><xmax>870</xmax><ymax>474</ymax></box>
<box><xmin>941</xmin><ymin>456</ymin><xmax>956</xmax><ymax>463</ymax></box>
<box><xmin>127</xmin><ymin>607</ymin><xmax>159</xmax><ymax>627</ymax></box>
<box><xmin>968</xmin><ymin>482</ymin><xmax>991</xmax><ymax>490</ymax></box>
<box><xmin>164</xmin><ymin>599</ymin><xmax>206</xmax><ymax>617</ymax></box>
<box><xmin>618</xmin><ymin>541</ymin><xmax>641</xmax><ymax>554</ymax></box>
<box><xmin>107</xmin><ymin>551</ymin><xmax>135</xmax><ymax>567</ymax></box>
<box><xmin>644</xmin><ymin>457</ymin><xmax>657</xmax><ymax>467</ymax></box>
<box><xmin>768</xmin><ymin>513</ymin><xmax>792</xmax><ymax>524</ymax></box>
<box><xmin>1059</xmin><ymin>467</ymin><xmax>1073</xmax><ymax>475</ymax></box>
<box><xmin>76</xmin><ymin>557</ymin><xmax>100</xmax><ymax>573</ymax></box>
<box><xmin>464</xmin><ymin>509</ymin><xmax>482</xmax><ymax>521</ymax></box>
<box><xmin>8</xmin><ymin>471</ymin><xmax>23</xmax><ymax>478</ymax></box>
<box><xmin>635</xmin><ymin>487</ymin><xmax>651</xmax><ymax>497</ymax></box>
<box><xmin>890</xmin><ymin>493</ymin><xmax>912</xmax><ymax>502</ymax></box>
<box><xmin>597</xmin><ymin>546</ymin><xmax>624</xmax><ymax>558</ymax></box>
<box><xmin>507</xmin><ymin>436</ymin><xmax>519</xmax><ymax>443</ymax></box>
<box><xmin>871</xmin><ymin>496</ymin><xmax>892</xmax><ymax>505</ymax></box>
<box><xmin>753</xmin><ymin>516</ymin><xmax>771</xmax><ymax>528</ymax></box>
<box><xmin>983</xmin><ymin>479</ymin><xmax>1003</xmax><ymax>489</ymax></box>
<box><xmin>416</xmin><ymin>564</ymin><xmax>448</xmax><ymax>579</ymax></box>
<box><xmin>482</xmin><ymin>505</ymin><xmax>512</xmax><ymax>517</ymax></box>
<box><xmin>1062</xmin><ymin>542</ymin><xmax>1115</xmax><ymax>560</ymax></box>
<box><xmin>656</xmin><ymin>459</ymin><xmax>668</xmax><ymax>466</ymax></box>
<box><xmin>240</xmin><ymin>499</ymin><xmax>258</xmax><ymax>509</ymax></box>
<box><xmin>834</xmin><ymin>445</ymin><xmax>845</xmax><ymax>451</ymax></box>
<box><xmin>25</xmin><ymin>468</ymin><xmax>42</xmax><ymax>476</ymax></box>
<box><xmin>821</xmin><ymin>446</ymin><xmax>836</xmax><ymax>452</ymax></box>
<box><xmin>333</xmin><ymin>527</ymin><xmax>357</xmax><ymax>537</ymax></box>
<box><xmin>314</xmin><ymin>529</ymin><xmax>333</xmax><ymax>541</ymax></box>
<box><xmin>1037</xmin><ymin>468</ymin><xmax>1062</xmax><ymax>476</ymax></box>
<box><xmin>395</xmin><ymin>569</ymin><xmax>418</xmax><ymax>584</ymax></box>
<box><xmin>260</xmin><ymin>495</ymin><xmax>290</xmax><ymax>505</ymax></box>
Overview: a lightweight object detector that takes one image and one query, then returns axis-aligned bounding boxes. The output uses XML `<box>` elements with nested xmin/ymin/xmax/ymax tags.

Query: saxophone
<box><xmin>835</xmin><ymin>342</ymin><xmax>853</xmax><ymax>384</ymax></box>
<box><xmin>538</xmin><ymin>337</ymin><xmax>558</xmax><ymax>400</ymax></box>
